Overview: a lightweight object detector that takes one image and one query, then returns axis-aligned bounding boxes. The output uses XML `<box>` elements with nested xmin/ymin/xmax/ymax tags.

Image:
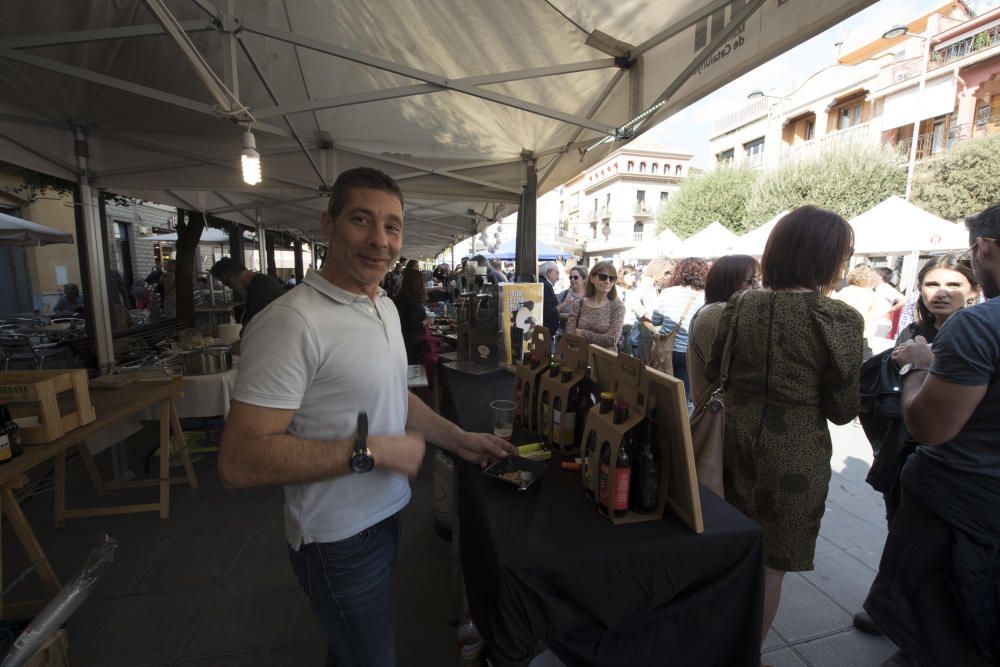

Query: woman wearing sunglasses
<box><xmin>565</xmin><ymin>261</ymin><xmax>626</xmax><ymax>350</ymax></box>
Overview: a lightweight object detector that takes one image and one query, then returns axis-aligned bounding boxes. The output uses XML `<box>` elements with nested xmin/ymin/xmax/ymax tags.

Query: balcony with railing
<box><xmin>599</xmin><ymin>206</ymin><xmax>611</xmax><ymax>221</ymax></box>
<box><xmin>633</xmin><ymin>203</ymin><xmax>652</xmax><ymax>219</ymax></box>
<box><xmin>781</xmin><ymin>120</ymin><xmax>879</xmax><ymax>162</ymax></box>
<box><xmin>882</xmin><ymin>113</ymin><xmax>1000</xmax><ymax>161</ymax></box>
<box><xmin>929</xmin><ymin>24</ymin><xmax>1000</xmax><ymax>71</ymax></box>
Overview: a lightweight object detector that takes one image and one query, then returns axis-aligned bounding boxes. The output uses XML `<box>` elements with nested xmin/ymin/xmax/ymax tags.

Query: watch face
<box><xmin>351</xmin><ymin>450</ymin><xmax>375</xmax><ymax>473</ymax></box>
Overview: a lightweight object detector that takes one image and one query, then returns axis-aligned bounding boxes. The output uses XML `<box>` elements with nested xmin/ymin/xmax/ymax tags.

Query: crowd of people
<box><xmin>207</xmin><ymin>164</ymin><xmax>999</xmax><ymax>667</ymax></box>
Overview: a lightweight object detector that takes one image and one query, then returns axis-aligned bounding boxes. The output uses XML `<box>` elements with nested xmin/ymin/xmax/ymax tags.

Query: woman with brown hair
<box><xmin>688</xmin><ymin>254</ymin><xmax>760</xmax><ymax>412</ymax></box>
<box><xmin>565</xmin><ymin>261</ymin><xmax>626</xmax><ymax>350</ymax></box>
<box><xmin>392</xmin><ymin>267</ymin><xmax>429</xmax><ymax>364</ymax></box>
<box><xmin>651</xmin><ymin>257</ymin><xmax>709</xmax><ymax>403</ymax></box>
<box><xmin>705</xmin><ymin>206</ymin><xmax>863</xmax><ymax>647</ymax></box>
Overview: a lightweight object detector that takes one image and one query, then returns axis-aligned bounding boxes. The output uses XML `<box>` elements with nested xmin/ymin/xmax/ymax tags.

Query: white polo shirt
<box><xmin>232</xmin><ymin>269</ymin><xmax>411</xmax><ymax>548</ymax></box>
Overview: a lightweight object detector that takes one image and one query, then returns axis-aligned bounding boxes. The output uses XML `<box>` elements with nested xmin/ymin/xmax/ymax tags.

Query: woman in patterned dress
<box><xmin>565</xmin><ymin>261</ymin><xmax>626</xmax><ymax>350</ymax></box>
<box><xmin>706</xmin><ymin>206</ymin><xmax>862</xmax><ymax>647</ymax></box>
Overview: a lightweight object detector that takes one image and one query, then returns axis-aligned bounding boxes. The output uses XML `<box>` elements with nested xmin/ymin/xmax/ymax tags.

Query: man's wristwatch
<box><xmin>898</xmin><ymin>363</ymin><xmax>929</xmax><ymax>378</ymax></box>
<box><xmin>350</xmin><ymin>412</ymin><xmax>374</xmax><ymax>473</ymax></box>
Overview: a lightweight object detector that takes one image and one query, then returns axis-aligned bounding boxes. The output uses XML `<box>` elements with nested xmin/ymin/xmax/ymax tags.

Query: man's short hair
<box><xmin>539</xmin><ymin>261</ymin><xmax>558</xmax><ymax>277</ymax></box>
<box><xmin>326</xmin><ymin>167</ymin><xmax>405</xmax><ymax>221</ymax></box>
<box><xmin>874</xmin><ymin>266</ymin><xmax>894</xmax><ymax>283</ymax></box>
<box><xmin>966</xmin><ymin>202</ymin><xmax>1000</xmax><ymax>243</ymax></box>
<box><xmin>210</xmin><ymin>257</ymin><xmax>246</xmax><ymax>281</ymax></box>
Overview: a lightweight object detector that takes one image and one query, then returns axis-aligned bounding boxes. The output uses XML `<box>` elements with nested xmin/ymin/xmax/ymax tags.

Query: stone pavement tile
<box><xmin>846</xmin><ymin>544</ymin><xmax>885</xmax><ymax>571</ymax></box>
<box><xmin>825</xmin><ymin>472</ymin><xmax>871</xmax><ymax>502</ymax></box>
<box><xmin>135</xmin><ymin>531</ymin><xmax>249</xmax><ymax>592</ymax></box>
<box><xmin>813</xmin><ymin>534</ymin><xmax>839</xmax><ymax>556</ymax></box>
<box><xmin>835</xmin><ymin>493</ymin><xmax>889</xmax><ymax>528</ymax></box>
<box><xmin>180</xmin><ymin>493</ymin><xmax>276</xmax><ymax>538</ymax></box>
<box><xmin>793</xmin><ymin>629</ymin><xmax>898</xmax><ymax>667</ymax></box>
<box><xmin>763</xmin><ymin>629</ymin><xmax>786</xmax><ymax>651</ymax></box>
<box><xmin>225</xmin><ymin>529</ymin><xmax>299</xmax><ymax>586</ymax></box>
<box><xmin>179</xmin><ymin>579</ymin><xmax>304</xmax><ymax>659</ymax></box>
<box><xmin>283</xmin><ymin>594</ymin><xmax>326</xmax><ymax>647</ymax></box>
<box><xmin>396</xmin><ymin>622</ymin><xmax>462</xmax><ymax>666</ymax></box>
<box><xmin>173</xmin><ymin>648</ymin><xmax>283</xmax><ymax>666</ymax></box>
<box><xmin>759</xmin><ymin>646</ymin><xmax>809</xmax><ymax>666</ymax></box>
<box><xmin>819</xmin><ymin>506</ymin><xmax>888</xmax><ymax>551</ymax></box>
<box><xmin>394</xmin><ymin>558</ymin><xmax>455</xmax><ymax>630</ymax></box>
<box><xmin>71</xmin><ymin>587</ymin><xmax>216</xmax><ymax>667</ymax></box>
<box><xmin>772</xmin><ymin>574</ymin><xmax>852</xmax><ymax>643</ymax></box>
<box><xmin>281</xmin><ymin>641</ymin><xmax>327</xmax><ymax>666</ymax></box>
<box><xmin>801</xmin><ymin>549</ymin><xmax>878</xmax><ymax>614</ymax></box>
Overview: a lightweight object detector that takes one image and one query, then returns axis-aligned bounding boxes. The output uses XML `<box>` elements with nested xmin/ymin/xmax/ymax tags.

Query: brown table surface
<box><xmin>0</xmin><ymin>378</ymin><xmax>188</xmax><ymax>484</ymax></box>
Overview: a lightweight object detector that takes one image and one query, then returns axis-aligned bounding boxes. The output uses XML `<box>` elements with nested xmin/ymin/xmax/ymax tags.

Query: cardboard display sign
<box><xmin>535</xmin><ymin>334</ymin><xmax>590</xmax><ymax>454</ymax></box>
<box><xmin>499</xmin><ymin>283</ymin><xmax>544</xmax><ymax>366</ymax></box>
<box><xmin>512</xmin><ymin>326</ymin><xmax>552</xmax><ymax>433</ymax></box>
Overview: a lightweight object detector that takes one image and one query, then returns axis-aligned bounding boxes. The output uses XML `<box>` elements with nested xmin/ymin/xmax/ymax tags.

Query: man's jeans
<box><xmin>288</xmin><ymin>514</ymin><xmax>401</xmax><ymax>667</ymax></box>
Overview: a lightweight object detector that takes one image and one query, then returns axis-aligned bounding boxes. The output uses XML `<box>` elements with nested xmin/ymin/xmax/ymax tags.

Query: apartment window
<box><xmin>716</xmin><ymin>149</ymin><xmax>734</xmax><ymax>164</ymax></box>
<box><xmin>627</xmin><ymin>160</ymin><xmax>634</xmax><ymax>171</ymax></box>
<box><xmin>837</xmin><ymin>102</ymin><xmax>862</xmax><ymax>130</ymax></box>
<box><xmin>805</xmin><ymin>119</ymin><xmax>815</xmax><ymax>140</ymax></box>
<box><xmin>636</xmin><ymin>190</ymin><xmax>645</xmax><ymax>204</ymax></box>
<box><xmin>675</xmin><ymin>165</ymin><xmax>682</xmax><ymax>175</ymax></box>
<box><xmin>650</xmin><ymin>163</ymin><xmax>658</xmax><ymax>174</ymax></box>
<box><xmin>633</xmin><ymin>221</ymin><xmax>644</xmax><ymax>241</ymax></box>
<box><xmin>660</xmin><ymin>192</ymin><xmax>669</xmax><ymax>207</ymax></box>
<box><xmin>744</xmin><ymin>138</ymin><xmax>765</xmax><ymax>167</ymax></box>
<box><xmin>639</xmin><ymin>162</ymin><xmax>647</xmax><ymax>173</ymax></box>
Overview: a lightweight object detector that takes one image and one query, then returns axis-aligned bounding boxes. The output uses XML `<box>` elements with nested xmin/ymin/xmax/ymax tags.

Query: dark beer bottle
<box><xmin>582</xmin><ymin>430</ymin><xmax>598</xmax><ymax>500</ymax></box>
<box><xmin>0</xmin><ymin>403</ymin><xmax>13</xmax><ymax>464</ymax></box>
<box><xmin>2</xmin><ymin>404</ymin><xmax>23</xmax><ymax>458</ymax></box>
<box><xmin>600</xmin><ymin>403</ymin><xmax>632</xmax><ymax>517</ymax></box>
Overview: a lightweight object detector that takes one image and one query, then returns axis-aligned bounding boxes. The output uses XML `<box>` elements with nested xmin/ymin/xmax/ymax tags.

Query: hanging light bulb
<box><xmin>241</xmin><ymin>129</ymin><xmax>261</xmax><ymax>185</ymax></box>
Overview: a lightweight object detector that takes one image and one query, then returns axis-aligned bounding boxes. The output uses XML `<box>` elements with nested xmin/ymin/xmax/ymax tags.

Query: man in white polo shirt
<box><xmin>219</xmin><ymin>167</ymin><xmax>514</xmax><ymax>667</ymax></box>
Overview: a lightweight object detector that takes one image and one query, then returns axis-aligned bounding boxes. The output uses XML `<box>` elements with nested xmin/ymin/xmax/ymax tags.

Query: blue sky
<box><xmin>644</xmin><ymin>0</ymin><xmax>995</xmax><ymax>167</ymax></box>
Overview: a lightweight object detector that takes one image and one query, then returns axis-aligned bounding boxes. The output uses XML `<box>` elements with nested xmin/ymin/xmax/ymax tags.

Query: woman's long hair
<box><xmin>397</xmin><ymin>267</ymin><xmax>427</xmax><ymax>303</ymax></box>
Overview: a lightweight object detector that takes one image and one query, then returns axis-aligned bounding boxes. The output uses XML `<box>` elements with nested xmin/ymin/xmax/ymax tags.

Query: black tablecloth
<box><xmin>439</xmin><ymin>361</ymin><xmax>513</xmax><ymax>433</ymax></box>
<box><xmin>458</xmin><ymin>454</ymin><xmax>763</xmax><ymax>666</ymax></box>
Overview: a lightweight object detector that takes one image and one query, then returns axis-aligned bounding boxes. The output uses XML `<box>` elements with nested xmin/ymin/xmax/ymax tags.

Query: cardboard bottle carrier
<box><xmin>512</xmin><ymin>326</ymin><xmax>552</xmax><ymax>433</ymax></box>
<box><xmin>535</xmin><ymin>333</ymin><xmax>589</xmax><ymax>455</ymax></box>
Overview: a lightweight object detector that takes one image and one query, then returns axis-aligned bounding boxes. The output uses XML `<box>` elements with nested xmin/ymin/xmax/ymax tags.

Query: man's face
<box><xmin>545</xmin><ymin>268</ymin><xmax>558</xmax><ymax>284</ymax></box>
<box><xmin>972</xmin><ymin>238</ymin><xmax>999</xmax><ymax>299</ymax></box>
<box><xmin>321</xmin><ymin>187</ymin><xmax>403</xmax><ymax>296</ymax></box>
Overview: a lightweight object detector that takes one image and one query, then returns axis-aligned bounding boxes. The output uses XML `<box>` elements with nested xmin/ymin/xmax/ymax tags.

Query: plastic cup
<box><xmin>490</xmin><ymin>400</ymin><xmax>516</xmax><ymax>439</ymax></box>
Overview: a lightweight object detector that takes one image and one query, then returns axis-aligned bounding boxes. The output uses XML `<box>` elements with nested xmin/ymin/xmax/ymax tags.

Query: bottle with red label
<box><xmin>582</xmin><ymin>391</ymin><xmax>613</xmax><ymax>499</ymax></box>
<box><xmin>599</xmin><ymin>402</ymin><xmax>632</xmax><ymax>517</ymax></box>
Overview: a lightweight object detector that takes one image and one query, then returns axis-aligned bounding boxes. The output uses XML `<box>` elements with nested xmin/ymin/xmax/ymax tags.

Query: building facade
<box><xmin>709</xmin><ymin>2</ymin><xmax>999</xmax><ymax>173</ymax></box>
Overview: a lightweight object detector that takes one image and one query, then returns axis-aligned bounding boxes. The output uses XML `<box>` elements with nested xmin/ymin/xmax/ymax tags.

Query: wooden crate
<box><xmin>0</xmin><ymin>370</ymin><xmax>96</xmax><ymax>444</ymax></box>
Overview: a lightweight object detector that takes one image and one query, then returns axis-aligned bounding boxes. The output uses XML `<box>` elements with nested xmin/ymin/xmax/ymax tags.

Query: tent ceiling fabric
<box><xmin>0</xmin><ymin>0</ymin><xmax>874</xmax><ymax>258</ymax></box>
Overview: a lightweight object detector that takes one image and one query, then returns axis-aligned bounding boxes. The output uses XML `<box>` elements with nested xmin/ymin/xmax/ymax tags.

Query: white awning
<box><xmin>671</xmin><ymin>221</ymin><xmax>738</xmax><ymax>259</ymax></box>
<box><xmin>0</xmin><ymin>0</ymin><xmax>876</xmax><ymax>258</ymax></box>
<box><xmin>849</xmin><ymin>196</ymin><xmax>969</xmax><ymax>255</ymax></box>
<box><xmin>730</xmin><ymin>211</ymin><xmax>788</xmax><ymax>256</ymax></box>
<box><xmin>880</xmin><ymin>74</ymin><xmax>958</xmax><ymax>131</ymax></box>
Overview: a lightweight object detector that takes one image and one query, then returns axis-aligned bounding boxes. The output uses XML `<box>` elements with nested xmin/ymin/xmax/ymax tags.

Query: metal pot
<box><xmin>204</xmin><ymin>345</ymin><xmax>233</xmax><ymax>374</ymax></box>
<box><xmin>181</xmin><ymin>349</ymin><xmax>209</xmax><ymax>376</ymax></box>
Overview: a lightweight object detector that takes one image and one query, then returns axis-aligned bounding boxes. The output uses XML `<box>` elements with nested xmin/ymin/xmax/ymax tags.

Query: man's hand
<box><xmin>892</xmin><ymin>335</ymin><xmax>934</xmax><ymax>370</ymax></box>
<box><xmin>368</xmin><ymin>432</ymin><xmax>427</xmax><ymax>478</ymax></box>
<box><xmin>453</xmin><ymin>432</ymin><xmax>517</xmax><ymax>467</ymax></box>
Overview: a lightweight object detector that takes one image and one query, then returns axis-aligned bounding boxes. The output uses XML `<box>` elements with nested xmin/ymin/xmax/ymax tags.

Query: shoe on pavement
<box><xmin>853</xmin><ymin>610</ymin><xmax>883</xmax><ymax>635</ymax></box>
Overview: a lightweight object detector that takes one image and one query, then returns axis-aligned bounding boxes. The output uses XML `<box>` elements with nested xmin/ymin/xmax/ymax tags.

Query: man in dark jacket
<box><xmin>865</xmin><ymin>202</ymin><xmax>1000</xmax><ymax>667</ymax></box>
<box><xmin>211</xmin><ymin>257</ymin><xmax>285</xmax><ymax>329</ymax></box>
<box><xmin>539</xmin><ymin>261</ymin><xmax>560</xmax><ymax>336</ymax></box>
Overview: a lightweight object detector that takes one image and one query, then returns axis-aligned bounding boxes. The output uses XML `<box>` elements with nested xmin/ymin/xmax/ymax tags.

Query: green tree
<box><xmin>657</xmin><ymin>165</ymin><xmax>758</xmax><ymax>238</ymax></box>
<box><xmin>743</xmin><ymin>144</ymin><xmax>906</xmax><ymax>228</ymax></box>
<box><xmin>911</xmin><ymin>133</ymin><xmax>1000</xmax><ymax>221</ymax></box>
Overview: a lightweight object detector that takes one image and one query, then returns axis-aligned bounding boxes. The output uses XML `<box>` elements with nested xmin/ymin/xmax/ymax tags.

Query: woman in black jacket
<box><xmin>393</xmin><ymin>267</ymin><xmax>429</xmax><ymax>365</ymax></box>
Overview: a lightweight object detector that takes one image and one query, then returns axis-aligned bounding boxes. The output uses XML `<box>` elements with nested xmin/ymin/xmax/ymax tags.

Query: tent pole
<box><xmin>514</xmin><ymin>158</ymin><xmax>537</xmax><ymax>282</ymax></box>
<box><xmin>256</xmin><ymin>206</ymin><xmax>268</xmax><ymax>274</ymax></box>
<box><xmin>74</xmin><ymin>128</ymin><xmax>115</xmax><ymax>371</ymax></box>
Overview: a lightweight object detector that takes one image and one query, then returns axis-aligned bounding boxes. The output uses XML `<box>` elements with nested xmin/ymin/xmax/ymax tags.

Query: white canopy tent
<box><xmin>730</xmin><ymin>211</ymin><xmax>789</xmax><ymax>257</ymax></box>
<box><xmin>620</xmin><ymin>228</ymin><xmax>681</xmax><ymax>262</ymax></box>
<box><xmin>671</xmin><ymin>221</ymin><xmax>738</xmax><ymax>259</ymax></box>
<box><xmin>849</xmin><ymin>196</ymin><xmax>970</xmax><ymax>291</ymax></box>
<box><xmin>0</xmin><ymin>0</ymin><xmax>877</xmax><ymax>367</ymax></box>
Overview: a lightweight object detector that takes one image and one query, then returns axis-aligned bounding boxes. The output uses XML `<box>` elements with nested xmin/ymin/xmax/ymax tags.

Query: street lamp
<box><xmin>883</xmin><ymin>24</ymin><xmax>931</xmax><ymax>201</ymax></box>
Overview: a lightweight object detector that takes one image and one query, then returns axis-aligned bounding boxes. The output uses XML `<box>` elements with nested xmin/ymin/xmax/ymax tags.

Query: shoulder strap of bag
<box><xmin>668</xmin><ymin>293</ymin><xmax>698</xmax><ymax>336</ymax></box>
<box><xmin>717</xmin><ymin>290</ymin><xmax>750</xmax><ymax>390</ymax></box>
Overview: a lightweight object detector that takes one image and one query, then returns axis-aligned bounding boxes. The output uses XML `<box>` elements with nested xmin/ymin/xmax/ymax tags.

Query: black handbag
<box><xmin>858</xmin><ymin>348</ymin><xmax>908</xmax><ymax>493</ymax></box>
